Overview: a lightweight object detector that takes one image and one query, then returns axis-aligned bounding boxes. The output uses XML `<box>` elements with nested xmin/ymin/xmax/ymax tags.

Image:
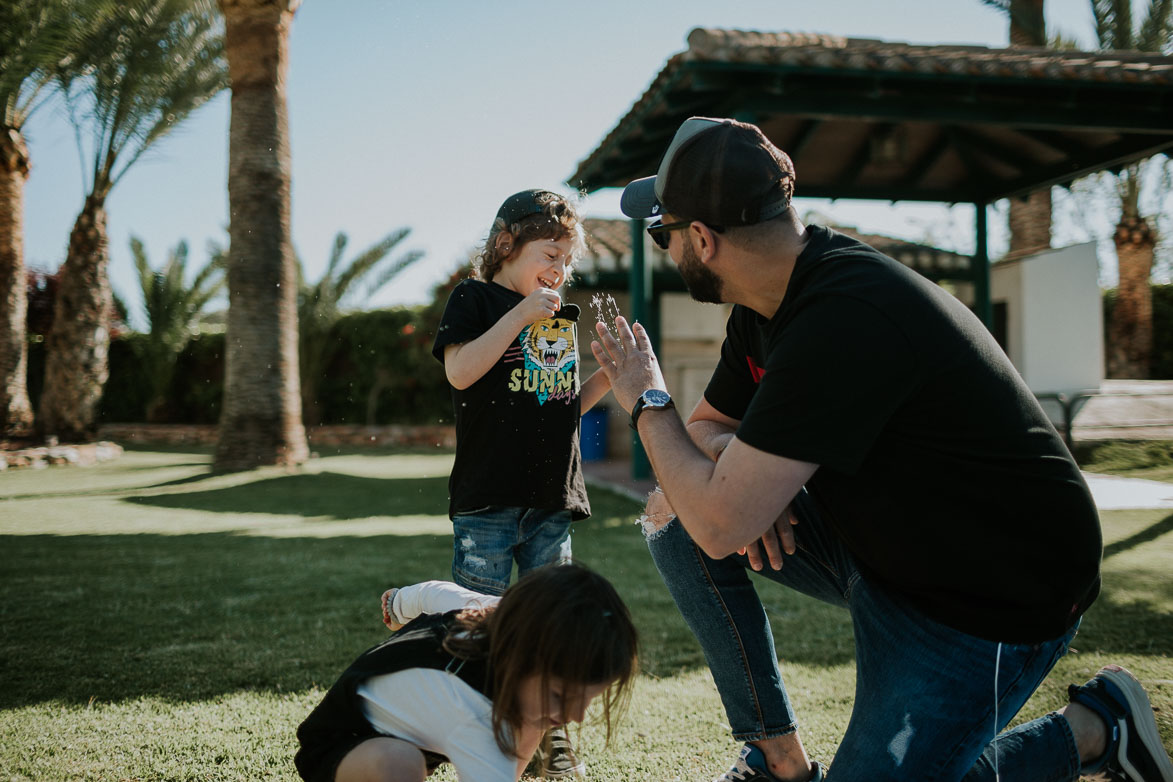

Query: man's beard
<box><xmin>679</xmin><ymin>238</ymin><xmax>723</xmax><ymax>304</ymax></box>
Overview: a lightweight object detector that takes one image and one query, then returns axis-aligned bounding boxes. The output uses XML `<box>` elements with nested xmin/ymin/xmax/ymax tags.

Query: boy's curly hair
<box><xmin>472</xmin><ymin>191</ymin><xmax>587</xmax><ymax>282</ymax></box>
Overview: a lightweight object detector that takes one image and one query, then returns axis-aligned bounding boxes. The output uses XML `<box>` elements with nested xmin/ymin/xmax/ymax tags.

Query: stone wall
<box><xmin>95</xmin><ymin>423</ymin><xmax>457</xmax><ymax>449</ymax></box>
<box><xmin>1</xmin><ymin>424</ymin><xmax>457</xmax><ymax>470</ymax></box>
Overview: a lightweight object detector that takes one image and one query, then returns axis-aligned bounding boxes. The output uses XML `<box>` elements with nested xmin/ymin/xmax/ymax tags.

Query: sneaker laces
<box><xmin>715</xmin><ymin>746</ymin><xmax>761</xmax><ymax>782</ymax></box>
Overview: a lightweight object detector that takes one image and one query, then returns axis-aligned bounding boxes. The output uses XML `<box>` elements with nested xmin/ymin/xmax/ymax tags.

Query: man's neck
<box><xmin>725</xmin><ymin>220</ymin><xmax>809</xmax><ymax>320</ymax></box>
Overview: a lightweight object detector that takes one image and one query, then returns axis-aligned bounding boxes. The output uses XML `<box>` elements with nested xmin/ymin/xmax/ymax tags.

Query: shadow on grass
<box><xmin>127</xmin><ymin>473</ymin><xmax>451</xmax><ymax>520</ymax></box>
<box><xmin>0</xmin><ymin>488</ymin><xmax>858</xmax><ymax>710</ymax></box>
<box><xmin>6</xmin><ymin>477</ymin><xmax>1169</xmax><ymax>712</ymax></box>
<box><xmin>1103</xmin><ymin>512</ymin><xmax>1173</xmax><ymax>559</ymax></box>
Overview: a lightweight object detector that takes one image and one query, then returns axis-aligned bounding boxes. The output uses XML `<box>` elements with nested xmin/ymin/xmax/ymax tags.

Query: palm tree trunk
<box><xmin>214</xmin><ymin>0</ymin><xmax>307</xmax><ymax>471</ymax></box>
<box><xmin>1005</xmin><ymin>0</ymin><xmax>1051</xmax><ymax>259</ymax></box>
<box><xmin>1006</xmin><ymin>189</ymin><xmax>1052</xmax><ymax>259</ymax></box>
<box><xmin>38</xmin><ymin>195</ymin><xmax>112</xmax><ymax>442</ymax></box>
<box><xmin>0</xmin><ymin>127</ymin><xmax>35</xmax><ymax>437</ymax></box>
<box><xmin>1108</xmin><ymin>214</ymin><xmax>1156</xmax><ymax>378</ymax></box>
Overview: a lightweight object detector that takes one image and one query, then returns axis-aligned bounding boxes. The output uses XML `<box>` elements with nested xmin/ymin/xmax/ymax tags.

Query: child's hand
<box><xmin>381</xmin><ymin>588</ymin><xmax>404</xmax><ymax>631</ymax></box>
<box><xmin>516</xmin><ymin>288</ymin><xmax>562</xmax><ymax>324</ymax></box>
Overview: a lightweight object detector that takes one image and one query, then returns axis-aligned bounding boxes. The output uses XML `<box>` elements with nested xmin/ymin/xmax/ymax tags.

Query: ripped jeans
<box><xmin>645</xmin><ymin>490</ymin><xmax>1083</xmax><ymax>782</ymax></box>
<box><xmin>451</xmin><ymin>506</ymin><xmax>573</xmax><ymax>596</ymax></box>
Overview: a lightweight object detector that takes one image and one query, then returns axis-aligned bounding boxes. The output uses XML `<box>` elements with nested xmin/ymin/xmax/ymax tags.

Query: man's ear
<box><xmin>690</xmin><ymin>222</ymin><xmax>719</xmax><ymax>264</ymax></box>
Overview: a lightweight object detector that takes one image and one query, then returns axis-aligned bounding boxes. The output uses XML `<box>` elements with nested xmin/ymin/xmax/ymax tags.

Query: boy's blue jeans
<box><xmin>451</xmin><ymin>506</ymin><xmax>573</xmax><ymax>596</ymax></box>
<box><xmin>646</xmin><ymin>490</ymin><xmax>1083</xmax><ymax>781</ymax></box>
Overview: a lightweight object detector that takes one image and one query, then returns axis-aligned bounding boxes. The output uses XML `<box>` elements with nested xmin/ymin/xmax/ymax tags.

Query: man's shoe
<box><xmin>1068</xmin><ymin>665</ymin><xmax>1173</xmax><ymax>782</ymax></box>
<box><xmin>712</xmin><ymin>744</ymin><xmax>823</xmax><ymax>782</ymax></box>
<box><xmin>534</xmin><ymin>726</ymin><xmax>585</xmax><ymax>779</ymax></box>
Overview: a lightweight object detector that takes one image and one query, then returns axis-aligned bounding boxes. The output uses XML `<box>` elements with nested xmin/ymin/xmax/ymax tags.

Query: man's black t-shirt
<box><xmin>704</xmin><ymin>225</ymin><xmax>1101</xmax><ymax>643</ymax></box>
<box><xmin>432</xmin><ymin>279</ymin><xmax>589</xmax><ymax>520</ymax></box>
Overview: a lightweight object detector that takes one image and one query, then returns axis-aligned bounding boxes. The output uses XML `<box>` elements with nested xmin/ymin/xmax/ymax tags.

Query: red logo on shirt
<box><xmin>747</xmin><ymin>357</ymin><xmax>766</xmax><ymax>383</ymax></box>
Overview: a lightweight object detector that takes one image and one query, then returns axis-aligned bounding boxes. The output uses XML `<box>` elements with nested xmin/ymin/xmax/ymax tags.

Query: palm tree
<box><xmin>132</xmin><ymin>236</ymin><xmax>226</xmax><ymax>420</ymax></box>
<box><xmin>213</xmin><ymin>0</ymin><xmax>307</xmax><ymax>471</ymax></box>
<box><xmin>979</xmin><ymin>0</ymin><xmax>1054</xmax><ymax>259</ymax></box>
<box><xmin>1093</xmin><ymin>0</ymin><xmax>1173</xmax><ymax>377</ymax></box>
<box><xmin>38</xmin><ymin>0</ymin><xmax>228</xmax><ymax>442</ymax></box>
<box><xmin>0</xmin><ymin>1</ymin><xmax>78</xmax><ymax>437</ymax></box>
<box><xmin>298</xmin><ymin>229</ymin><xmax>424</xmax><ymax>425</ymax></box>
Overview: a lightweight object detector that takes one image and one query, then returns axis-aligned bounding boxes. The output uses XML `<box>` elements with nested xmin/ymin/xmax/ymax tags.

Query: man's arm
<box><xmin>593</xmin><ymin>317</ymin><xmax>816</xmax><ymax>559</ymax></box>
<box><xmin>686</xmin><ymin>395</ymin><xmax>738</xmax><ymax>460</ymax></box>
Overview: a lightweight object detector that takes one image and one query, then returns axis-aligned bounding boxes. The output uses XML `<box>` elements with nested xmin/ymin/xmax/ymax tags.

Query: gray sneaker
<box><xmin>529</xmin><ymin>726</ymin><xmax>584</xmax><ymax>780</ymax></box>
<box><xmin>1068</xmin><ymin>665</ymin><xmax>1173</xmax><ymax>782</ymax></box>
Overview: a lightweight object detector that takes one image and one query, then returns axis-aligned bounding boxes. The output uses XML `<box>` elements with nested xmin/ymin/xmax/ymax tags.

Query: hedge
<box><xmin>22</xmin><ymin>281</ymin><xmax>1173</xmax><ymax>427</ymax></box>
<box><xmin>1102</xmin><ymin>283</ymin><xmax>1173</xmax><ymax>379</ymax></box>
<box><xmin>27</xmin><ymin>304</ymin><xmax>452</xmax><ymax>426</ymax></box>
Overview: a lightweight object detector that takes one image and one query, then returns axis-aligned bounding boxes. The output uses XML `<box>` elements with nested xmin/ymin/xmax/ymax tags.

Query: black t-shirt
<box><xmin>704</xmin><ymin>225</ymin><xmax>1101</xmax><ymax>643</ymax></box>
<box><xmin>432</xmin><ymin>279</ymin><xmax>589</xmax><ymax>520</ymax></box>
<box><xmin>294</xmin><ymin>612</ymin><xmax>490</xmax><ymax>782</ymax></box>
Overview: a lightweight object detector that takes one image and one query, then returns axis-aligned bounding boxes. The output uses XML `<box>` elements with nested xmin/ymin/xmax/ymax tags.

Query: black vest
<box><xmin>295</xmin><ymin>611</ymin><xmax>492</xmax><ymax>782</ymax></box>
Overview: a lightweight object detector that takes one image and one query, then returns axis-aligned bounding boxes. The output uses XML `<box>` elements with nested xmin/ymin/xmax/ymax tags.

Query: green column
<box><xmin>973</xmin><ymin>202</ymin><xmax>992</xmax><ymax>327</ymax></box>
<box><xmin>629</xmin><ymin>218</ymin><xmax>652</xmax><ymax>481</ymax></box>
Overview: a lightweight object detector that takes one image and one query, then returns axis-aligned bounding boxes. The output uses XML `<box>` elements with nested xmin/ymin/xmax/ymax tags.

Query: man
<box><xmin>590</xmin><ymin>116</ymin><xmax>1173</xmax><ymax>782</ymax></box>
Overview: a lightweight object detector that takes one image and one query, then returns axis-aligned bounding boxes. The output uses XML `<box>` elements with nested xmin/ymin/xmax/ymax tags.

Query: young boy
<box><xmin>430</xmin><ymin>189</ymin><xmax>611</xmax><ymax>778</ymax></box>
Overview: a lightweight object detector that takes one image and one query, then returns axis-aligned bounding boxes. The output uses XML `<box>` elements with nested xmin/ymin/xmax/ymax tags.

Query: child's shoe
<box><xmin>712</xmin><ymin>744</ymin><xmax>824</xmax><ymax>782</ymax></box>
<box><xmin>380</xmin><ymin>588</ymin><xmax>402</xmax><ymax>631</ymax></box>
<box><xmin>532</xmin><ymin>726</ymin><xmax>585</xmax><ymax>779</ymax></box>
<box><xmin>1067</xmin><ymin>665</ymin><xmax>1173</xmax><ymax>781</ymax></box>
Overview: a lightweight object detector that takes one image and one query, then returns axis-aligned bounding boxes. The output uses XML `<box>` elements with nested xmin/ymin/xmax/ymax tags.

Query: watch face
<box><xmin>643</xmin><ymin>389</ymin><xmax>672</xmax><ymax>407</ymax></box>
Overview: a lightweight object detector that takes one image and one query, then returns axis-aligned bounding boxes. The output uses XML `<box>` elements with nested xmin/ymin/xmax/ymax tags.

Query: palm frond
<box><xmin>364</xmin><ymin>250</ymin><xmax>425</xmax><ymax>302</ymax></box>
<box><xmin>0</xmin><ymin>2</ymin><xmax>66</xmax><ymax>128</ymax></box>
<box><xmin>58</xmin><ymin>0</ymin><xmax>227</xmax><ymax>196</ymax></box>
<box><xmin>1137</xmin><ymin>0</ymin><xmax>1173</xmax><ymax>51</ymax></box>
<box><xmin>324</xmin><ymin>233</ymin><xmax>348</xmax><ymax>280</ymax></box>
<box><xmin>333</xmin><ymin>228</ymin><xmax>412</xmax><ymax>298</ymax></box>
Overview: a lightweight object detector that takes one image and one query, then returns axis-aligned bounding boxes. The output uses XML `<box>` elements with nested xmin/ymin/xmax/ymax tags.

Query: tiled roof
<box><xmin>581</xmin><ymin>217</ymin><xmax>672</xmax><ymax>273</ymax></box>
<box><xmin>578</xmin><ymin>217</ymin><xmax>971</xmax><ymax>281</ymax></box>
<box><xmin>571</xmin><ymin>28</ymin><xmax>1173</xmax><ymax>203</ymax></box>
<box><xmin>682</xmin><ymin>28</ymin><xmax>1173</xmax><ymax>84</ymax></box>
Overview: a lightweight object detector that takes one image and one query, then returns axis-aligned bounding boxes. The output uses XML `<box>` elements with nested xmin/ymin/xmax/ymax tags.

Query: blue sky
<box><xmin>21</xmin><ymin>0</ymin><xmax>1107</xmax><ymax>329</ymax></box>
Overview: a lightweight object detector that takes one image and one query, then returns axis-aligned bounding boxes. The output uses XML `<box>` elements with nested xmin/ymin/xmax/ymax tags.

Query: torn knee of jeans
<box><xmin>459</xmin><ymin>536</ymin><xmax>476</xmax><ymax>551</ymax></box>
<box><xmin>462</xmin><ymin>554</ymin><xmax>488</xmax><ymax>570</ymax></box>
<box><xmin>635</xmin><ymin>513</ymin><xmax>675</xmax><ymax>540</ymax></box>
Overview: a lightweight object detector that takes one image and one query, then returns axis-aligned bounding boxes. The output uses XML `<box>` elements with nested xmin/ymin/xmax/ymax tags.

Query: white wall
<box><xmin>991</xmin><ymin>242</ymin><xmax>1103</xmax><ymax>395</ymax></box>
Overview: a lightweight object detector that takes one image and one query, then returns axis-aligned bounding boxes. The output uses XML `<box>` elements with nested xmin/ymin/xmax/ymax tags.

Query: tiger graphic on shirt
<box><xmin>507</xmin><ymin>311</ymin><xmax>579</xmax><ymax>405</ymax></box>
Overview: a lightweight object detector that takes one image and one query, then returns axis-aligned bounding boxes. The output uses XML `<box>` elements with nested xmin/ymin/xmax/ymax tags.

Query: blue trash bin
<box><xmin>581</xmin><ymin>407</ymin><xmax>609</xmax><ymax>461</ymax></box>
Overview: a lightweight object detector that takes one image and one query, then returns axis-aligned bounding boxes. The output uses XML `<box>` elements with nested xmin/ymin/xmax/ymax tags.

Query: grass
<box><xmin>1074</xmin><ymin>439</ymin><xmax>1173</xmax><ymax>483</ymax></box>
<box><xmin>1</xmin><ymin>446</ymin><xmax>1171</xmax><ymax>780</ymax></box>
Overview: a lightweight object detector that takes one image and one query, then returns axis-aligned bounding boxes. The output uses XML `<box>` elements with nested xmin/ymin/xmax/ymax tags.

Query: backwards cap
<box><xmin>496</xmin><ymin>189</ymin><xmax>567</xmax><ymax>227</ymax></box>
<box><xmin>619</xmin><ymin>117</ymin><xmax>795</xmax><ymax>227</ymax></box>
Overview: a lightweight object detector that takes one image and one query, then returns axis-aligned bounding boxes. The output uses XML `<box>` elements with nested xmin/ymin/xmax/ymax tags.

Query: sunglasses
<box><xmin>646</xmin><ymin>219</ymin><xmax>692</xmax><ymax>250</ymax></box>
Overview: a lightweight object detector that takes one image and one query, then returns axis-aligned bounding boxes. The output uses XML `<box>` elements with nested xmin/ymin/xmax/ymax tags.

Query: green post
<box><xmin>629</xmin><ymin>218</ymin><xmax>652</xmax><ymax>481</ymax></box>
<box><xmin>973</xmin><ymin>201</ymin><xmax>992</xmax><ymax>327</ymax></box>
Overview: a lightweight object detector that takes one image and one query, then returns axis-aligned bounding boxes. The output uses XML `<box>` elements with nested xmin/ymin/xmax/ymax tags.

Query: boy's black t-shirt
<box><xmin>432</xmin><ymin>279</ymin><xmax>589</xmax><ymax>520</ymax></box>
<box><xmin>704</xmin><ymin>225</ymin><xmax>1101</xmax><ymax>643</ymax></box>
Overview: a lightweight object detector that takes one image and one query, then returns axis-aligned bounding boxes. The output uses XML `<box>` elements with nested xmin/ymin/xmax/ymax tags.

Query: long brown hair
<box><xmin>472</xmin><ymin>192</ymin><xmax>586</xmax><ymax>282</ymax></box>
<box><xmin>443</xmin><ymin>563</ymin><xmax>638</xmax><ymax>755</ymax></box>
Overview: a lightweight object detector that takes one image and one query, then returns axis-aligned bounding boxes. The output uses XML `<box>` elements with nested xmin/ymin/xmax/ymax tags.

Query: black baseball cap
<box><xmin>496</xmin><ymin>189</ymin><xmax>568</xmax><ymax>227</ymax></box>
<box><xmin>619</xmin><ymin>117</ymin><xmax>795</xmax><ymax>227</ymax></box>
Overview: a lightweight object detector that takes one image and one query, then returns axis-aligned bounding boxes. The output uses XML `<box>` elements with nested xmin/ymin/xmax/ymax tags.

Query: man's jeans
<box><xmin>645</xmin><ymin>489</ymin><xmax>1082</xmax><ymax>781</ymax></box>
<box><xmin>451</xmin><ymin>506</ymin><xmax>573</xmax><ymax>596</ymax></box>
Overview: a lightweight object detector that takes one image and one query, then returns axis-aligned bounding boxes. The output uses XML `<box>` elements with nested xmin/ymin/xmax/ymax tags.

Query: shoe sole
<box><xmin>1098</xmin><ymin>666</ymin><xmax>1173</xmax><ymax>782</ymax></box>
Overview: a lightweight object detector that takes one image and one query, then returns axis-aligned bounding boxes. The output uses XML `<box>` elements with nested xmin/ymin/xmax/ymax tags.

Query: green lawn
<box><xmin>1</xmin><ymin>447</ymin><xmax>1170</xmax><ymax>781</ymax></box>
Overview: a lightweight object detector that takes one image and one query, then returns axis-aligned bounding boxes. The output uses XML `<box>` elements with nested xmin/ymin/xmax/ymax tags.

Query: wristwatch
<box><xmin>630</xmin><ymin>389</ymin><xmax>675</xmax><ymax>430</ymax></box>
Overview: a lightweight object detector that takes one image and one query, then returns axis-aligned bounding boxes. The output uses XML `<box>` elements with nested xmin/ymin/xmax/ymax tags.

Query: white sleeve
<box><xmin>358</xmin><ymin>669</ymin><xmax>517</xmax><ymax>782</ymax></box>
<box><xmin>388</xmin><ymin>581</ymin><xmax>499</xmax><ymax>626</ymax></box>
